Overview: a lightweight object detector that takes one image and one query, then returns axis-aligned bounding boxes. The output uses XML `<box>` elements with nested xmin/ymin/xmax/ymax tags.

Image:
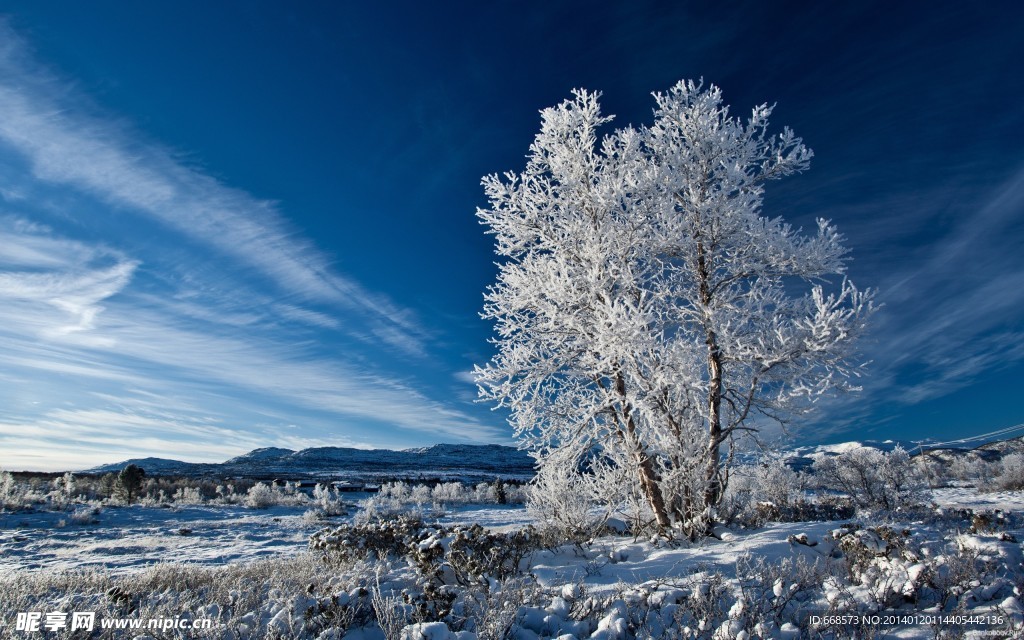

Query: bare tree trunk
<box><xmin>634</xmin><ymin>448</ymin><xmax>671</xmax><ymax>530</ymax></box>
<box><xmin>613</xmin><ymin>372</ymin><xmax>672</xmax><ymax>531</ymax></box>
<box><xmin>696</xmin><ymin>238</ymin><xmax>724</xmax><ymax>537</ymax></box>
<box><xmin>701</xmin><ymin>330</ymin><xmax>724</xmax><ymax>535</ymax></box>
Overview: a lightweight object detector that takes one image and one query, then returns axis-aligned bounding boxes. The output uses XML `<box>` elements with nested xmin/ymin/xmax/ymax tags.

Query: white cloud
<box><xmin>805</xmin><ymin>168</ymin><xmax>1024</xmax><ymax>438</ymax></box>
<box><xmin>453</xmin><ymin>370</ymin><xmax>478</xmax><ymax>385</ymax></box>
<box><xmin>0</xmin><ymin>21</ymin><xmax>426</xmax><ymax>357</ymax></box>
<box><xmin>0</xmin><ymin>22</ymin><xmax>508</xmax><ymax>470</ymax></box>
<box><xmin>0</xmin><ymin>221</ymin><xmax>503</xmax><ymax>470</ymax></box>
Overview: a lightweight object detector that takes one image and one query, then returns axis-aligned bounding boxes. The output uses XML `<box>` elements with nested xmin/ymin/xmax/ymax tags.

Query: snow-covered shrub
<box><xmin>459</xmin><ymin>575</ymin><xmax>539</xmax><ymax>640</ymax></box>
<box><xmin>311</xmin><ymin>516</ymin><xmax>429</xmax><ymax>563</ymax></box>
<box><xmin>358</xmin><ymin>481</ymin><xmax>490</xmax><ymax>522</ymax></box>
<box><xmin>947</xmin><ymin>454</ymin><xmax>997</xmax><ymax>485</ymax></box>
<box><xmin>991</xmin><ymin>453</ymin><xmax>1024</xmax><ymax>491</ymax></box>
<box><xmin>380</xmin><ymin>481</ymin><xmax>412</xmax><ymax>503</ymax></box>
<box><xmin>173</xmin><ymin>486</ymin><xmax>203</xmax><ymax>505</ymax></box>
<box><xmin>527</xmin><ymin>456</ymin><xmax>608</xmax><ymax>543</ymax></box>
<box><xmin>242</xmin><ymin>481</ymin><xmax>307</xmax><ymax>509</ymax></box>
<box><xmin>669</xmin><ymin>570</ymin><xmax>732</xmax><ymax>637</ymax></box>
<box><xmin>214</xmin><ymin>482</ymin><xmax>245</xmax><ymax>505</ymax></box>
<box><xmin>371</xmin><ymin>576</ymin><xmax>415</xmax><ymax>640</ymax></box>
<box><xmin>827</xmin><ymin>524</ymin><xmax>916</xmax><ymax>585</ymax></box>
<box><xmin>913</xmin><ymin>453</ymin><xmax>949</xmax><ymax>489</ymax></box>
<box><xmin>368</xmin><ymin>480</ymin><xmax>526</xmax><ymax>512</ymax></box>
<box><xmin>356</xmin><ymin>493</ymin><xmax>431</xmax><ymax>524</ymax></box>
<box><xmin>47</xmin><ymin>472</ymin><xmax>77</xmax><ymax>509</ymax></box>
<box><xmin>411</xmin><ymin>484</ymin><xmax>433</xmax><ymax>508</ymax></box>
<box><xmin>733</xmin><ymin>554</ymin><xmax>829</xmax><ymax>636</ymax></box>
<box><xmin>70</xmin><ymin>505</ymin><xmax>100</xmax><ymax>525</ymax></box>
<box><xmin>755</xmin><ymin>459</ymin><xmax>808</xmax><ymax>509</ymax></box>
<box><xmin>719</xmin><ymin>458</ymin><xmax>820</xmax><ymax>526</ymax></box>
<box><xmin>471</xmin><ymin>482</ymin><xmax>493</xmax><ymax>503</ymax></box>
<box><xmin>0</xmin><ymin>468</ymin><xmax>24</xmax><ymax>510</ymax></box>
<box><xmin>431</xmin><ymin>482</ymin><xmax>463</xmax><ymax>505</ymax></box>
<box><xmin>411</xmin><ymin>524</ymin><xmax>539</xmax><ymax>588</ymax></box>
<box><xmin>813</xmin><ymin>445</ymin><xmax>926</xmax><ymax>510</ymax></box>
<box><xmin>244</xmin><ymin>482</ymin><xmax>276</xmax><ymax>509</ymax></box>
<box><xmin>311</xmin><ymin>483</ymin><xmax>347</xmax><ymax>517</ymax></box>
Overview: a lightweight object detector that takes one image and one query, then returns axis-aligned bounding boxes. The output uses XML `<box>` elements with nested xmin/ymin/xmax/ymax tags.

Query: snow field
<box><xmin>3</xmin><ymin>470</ymin><xmax>1024</xmax><ymax>639</ymax></box>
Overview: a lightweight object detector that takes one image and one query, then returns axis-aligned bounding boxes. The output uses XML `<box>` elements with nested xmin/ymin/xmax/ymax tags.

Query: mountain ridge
<box><xmin>85</xmin><ymin>443</ymin><xmax>534</xmax><ymax>482</ymax></box>
<box><xmin>85</xmin><ymin>427</ymin><xmax>1024</xmax><ymax>481</ymax></box>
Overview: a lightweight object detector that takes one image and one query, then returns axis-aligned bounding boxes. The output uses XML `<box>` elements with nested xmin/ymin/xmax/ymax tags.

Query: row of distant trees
<box><xmin>0</xmin><ymin>464</ymin><xmax>145</xmax><ymax>510</ymax></box>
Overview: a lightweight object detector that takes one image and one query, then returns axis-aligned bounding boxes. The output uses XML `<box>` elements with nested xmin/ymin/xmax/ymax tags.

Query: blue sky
<box><xmin>0</xmin><ymin>1</ymin><xmax>1021</xmax><ymax>470</ymax></box>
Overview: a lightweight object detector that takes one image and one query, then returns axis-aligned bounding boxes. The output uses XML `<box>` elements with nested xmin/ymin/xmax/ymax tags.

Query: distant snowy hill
<box><xmin>86</xmin><ymin>443</ymin><xmax>534</xmax><ymax>481</ymax></box>
<box><xmin>85</xmin><ymin>456</ymin><xmax>213</xmax><ymax>476</ymax></box>
<box><xmin>85</xmin><ymin>425</ymin><xmax>1024</xmax><ymax>481</ymax></box>
<box><xmin>783</xmin><ymin>424</ymin><xmax>1024</xmax><ymax>472</ymax></box>
<box><xmin>224</xmin><ymin>447</ymin><xmax>296</xmax><ymax>464</ymax></box>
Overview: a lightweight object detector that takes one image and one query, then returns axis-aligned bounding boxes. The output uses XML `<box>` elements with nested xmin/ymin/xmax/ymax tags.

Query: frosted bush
<box><xmin>459</xmin><ymin>576</ymin><xmax>539</xmax><ymax>640</ymax></box>
<box><xmin>913</xmin><ymin>454</ymin><xmax>949</xmax><ymax>488</ymax></box>
<box><xmin>244</xmin><ymin>482</ymin><xmax>276</xmax><ymax>509</ymax></box>
<box><xmin>47</xmin><ymin>472</ymin><xmax>77</xmax><ymax>509</ymax></box>
<box><xmin>473</xmin><ymin>482</ymin><xmax>493</xmax><ymax>503</ymax></box>
<box><xmin>411</xmin><ymin>484</ymin><xmax>433</xmax><ymax>507</ymax></box>
<box><xmin>410</xmin><ymin>523</ymin><xmax>539</xmax><ymax>588</ymax></box>
<box><xmin>359</xmin><ymin>481</ymin><xmax>524</xmax><ymax>522</ymax></box>
<box><xmin>0</xmin><ymin>469</ymin><xmax>24</xmax><ymax>510</ymax></box>
<box><xmin>311</xmin><ymin>516</ymin><xmax>428</xmax><ymax>563</ymax></box>
<box><xmin>725</xmin><ymin>554</ymin><xmax>829</xmax><ymax>636</ymax></box>
<box><xmin>432</xmin><ymin>482</ymin><xmax>464</xmax><ymax>504</ymax></box>
<box><xmin>173</xmin><ymin>486</ymin><xmax>204</xmax><ymax>505</ymax></box>
<box><xmin>0</xmin><ymin>553</ymin><xmax>378</xmax><ymax>640</ymax></box>
<box><xmin>716</xmin><ymin>458</ymin><xmax>838</xmax><ymax>527</ymax></box>
<box><xmin>813</xmin><ymin>446</ymin><xmax>926</xmax><ymax>510</ymax></box>
<box><xmin>527</xmin><ymin>456</ymin><xmax>607</xmax><ymax>542</ymax></box>
<box><xmin>214</xmin><ymin>483</ymin><xmax>244</xmax><ymax>504</ymax></box>
<box><xmin>947</xmin><ymin>454</ymin><xmax>997</xmax><ymax>484</ymax></box>
<box><xmin>756</xmin><ymin>459</ymin><xmax>809</xmax><ymax>509</ymax></box>
<box><xmin>70</xmin><ymin>506</ymin><xmax>100</xmax><ymax>525</ymax></box>
<box><xmin>312</xmin><ymin>483</ymin><xmax>347</xmax><ymax>516</ymax></box>
<box><xmin>991</xmin><ymin>453</ymin><xmax>1024</xmax><ymax>491</ymax></box>
<box><xmin>380</xmin><ymin>481</ymin><xmax>411</xmax><ymax>503</ymax></box>
<box><xmin>242</xmin><ymin>481</ymin><xmax>308</xmax><ymax>509</ymax></box>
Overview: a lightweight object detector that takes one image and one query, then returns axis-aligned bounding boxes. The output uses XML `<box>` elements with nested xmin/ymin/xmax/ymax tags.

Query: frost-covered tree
<box><xmin>475</xmin><ymin>80</ymin><xmax>873</xmax><ymax>537</ymax></box>
<box><xmin>0</xmin><ymin>468</ymin><xmax>20</xmax><ymax>510</ymax></box>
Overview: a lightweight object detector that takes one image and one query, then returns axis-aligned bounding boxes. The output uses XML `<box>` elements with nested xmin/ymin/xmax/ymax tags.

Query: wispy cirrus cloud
<box><xmin>807</xmin><ymin>167</ymin><xmax>1024</xmax><ymax>439</ymax></box>
<box><xmin>0</xmin><ymin>21</ymin><xmax>425</xmax><ymax>356</ymax></box>
<box><xmin>0</xmin><ymin>177</ymin><xmax>504</xmax><ymax>471</ymax></box>
<box><xmin>0</xmin><ymin>22</ymin><xmax>506</xmax><ymax>470</ymax></box>
<box><xmin>0</xmin><ymin>399</ymin><xmax>326</xmax><ymax>472</ymax></box>
<box><xmin>0</xmin><ymin>216</ymin><xmax>138</xmax><ymax>346</ymax></box>
<box><xmin>871</xmin><ymin>169</ymin><xmax>1024</xmax><ymax>394</ymax></box>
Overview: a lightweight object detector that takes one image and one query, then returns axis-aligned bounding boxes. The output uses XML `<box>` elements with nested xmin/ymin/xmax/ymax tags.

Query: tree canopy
<box><xmin>475</xmin><ymin>80</ymin><xmax>873</xmax><ymax>537</ymax></box>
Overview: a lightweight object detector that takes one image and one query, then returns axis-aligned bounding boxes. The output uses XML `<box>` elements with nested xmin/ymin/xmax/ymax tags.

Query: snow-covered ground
<box><xmin>930</xmin><ymin>487</ymin><xmax>1024</xmax><ymax>513</ymax></box>
<box><xmin>2</xmin><ymin>488</ymin><xmax>1021</xmax><ymax>576</ymax></box>
<box><xmin>0</xmin><ymin>501</ymin><xmax>534</xmax><ymax>574</ymax></box>
<box><xmin>2</xmin><ymin>488</ymin><xmax>1023</xmax><ymax>639</ymax></box>
<box><xmin>0</xmin><ymin>504</ymin><xmax>320</xmax><ymax>574</ymax></box>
